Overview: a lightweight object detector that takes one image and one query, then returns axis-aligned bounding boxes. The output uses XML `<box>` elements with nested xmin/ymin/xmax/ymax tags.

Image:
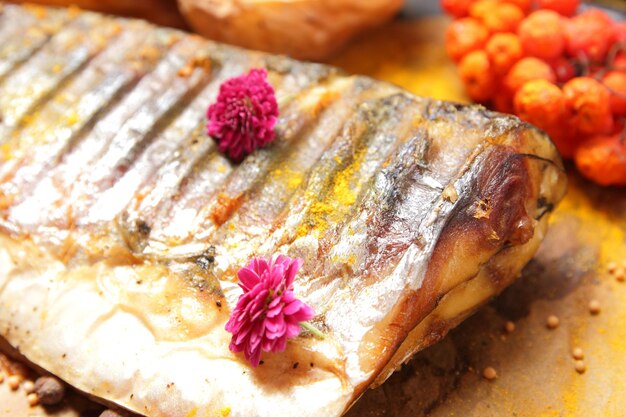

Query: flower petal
<box><xmin>284</xmin><ymin>257</ymin><xmax>303</xmax><ymax>288</ymax></box>
<box><xmin>273</xmin><ymin>336</ymin><xmax>288</xmax><ymax>353</ymax></box>
<box><xmin>282</xmin><ymin>298</ymin><xmax>304</xmax><ymax>315</ymax></box>
<box><xmin>237</xmin><ymin>267</ymin><xmax>260</xmax><ymax>291</ymax></box>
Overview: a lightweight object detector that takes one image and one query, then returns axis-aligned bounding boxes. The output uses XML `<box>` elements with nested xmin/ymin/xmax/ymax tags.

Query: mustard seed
<box><xmin>483</xmin><ymin>367</ymin><xmax>497</xmax><ymax>380</ymax></box>
<box><xmin>27</xmin><ymin>393</ymin><xmax>39</xmax><ymax>407</ymax></box>
<box><xmin>588</xmin><ymin>300</ymin><xmax>601</xmax><ymax>315</ymax></box>
<box><xmin>546</xmin><ymin>315</ymin><xmax>560</xmax><ymax>329</ymax></box>
<box><xmin>575</xmin><ymin>360</ymin><xmax>586</xmax><ymax>374</ymax></box>
<box><xmin>608</xmin><ymin>262</ymin><xmax>618</xmax><ymax>273</ymax></box>
<box><xmin>7</xmin><ymin>375</ymin><xmax>21</xmax><ymax>390</ymax></box>
<box><xmin>504</xmin><ymin>321</ymin><xmax>515</xmax><ymax>333</ymax></box>
<box><xmin>23</xmin><ymin>380</ymin><xmax>35</xmax><ymax>394</ymax></box>
<box><xmin>572</xmin><ymin>347</ymin><xmax>584</xmax><ymax>360</ymax></box>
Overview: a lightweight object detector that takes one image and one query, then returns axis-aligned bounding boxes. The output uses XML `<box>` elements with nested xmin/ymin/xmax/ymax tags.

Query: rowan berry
<box><xmin>602</xmin><ymin>71</ymin><xmax>626</xmax><ymax>117</ymax></box>
<box><xmin>566</xmin><ymin>11</ymin><xmax>614</xmax><ymax>62</ymax></box>
<box><xmin>514</xmin><ymin>79</ymin><xmax>566</xmax><ymax>129</ymax></box>
<box><xmin>575</xmin><ymin>133</ymin><xmax>626</xmax><ymax>186</ymax></box>
<box><xmin>445</xmin><ymin>18</ymin><xmax>490</xmax><ymax>62</ymax></box>
<box><xmin>459</xmin><ymin>50</ymin><xmax>497</xmax><ymax>102</ymax></box>
<box><xmin>537</xmin><ymin>0</ymin><xmax>580</xmax><ymax>17</ymax></box>
<box><xmin>563</xmin><ymin>77</ymin><xmax>614</xmax><ymax>135</ymax></box>
<box><xmin>482</xmin><ymin>2</ymin><xmax>525</xmax><ymax>34</ymax></box>
<box><xmin>504</xmin><ymin>57</ymin><xmax>557</xmax><ymax>94</ymax></box>
<box><xmin>518</xmin><ymin>10</ymin><xmax>566</xmax><ymax>60</ymax></box>
<box><xmin>486</xmin><ymin>33</ymin><xmax>523</xmax><ymax>74</ymax></box>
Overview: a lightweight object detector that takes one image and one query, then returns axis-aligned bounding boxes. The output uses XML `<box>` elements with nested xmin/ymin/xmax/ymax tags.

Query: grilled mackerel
<box><xmin>0</xmin><ymin>4</ymin><xmax>567</xmax><ymax>417</ymax></box>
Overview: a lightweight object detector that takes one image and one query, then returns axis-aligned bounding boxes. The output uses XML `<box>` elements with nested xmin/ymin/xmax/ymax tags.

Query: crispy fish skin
<box><xmin>0</xmin><ymin>5</ymin><xmax>567</xmax><ymax>417</ymax></box>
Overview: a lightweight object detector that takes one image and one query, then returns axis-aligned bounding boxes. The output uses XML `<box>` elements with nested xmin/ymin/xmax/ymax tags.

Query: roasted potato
<box><xmin>177</xmin><ymin>0</ymin><xmax>404</xmax><ymax>60</ymax></box>
<box><xmin>8</xmin><ymin>0</ymin><xmax>186</xmax><ymax>28</ymax></box>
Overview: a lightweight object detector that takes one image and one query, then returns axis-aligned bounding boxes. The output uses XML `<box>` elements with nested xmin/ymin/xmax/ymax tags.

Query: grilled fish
<box><xmin>0</xmin><ymin>5</ymin><xmax>567</xmax><ymax>417</ymax></box>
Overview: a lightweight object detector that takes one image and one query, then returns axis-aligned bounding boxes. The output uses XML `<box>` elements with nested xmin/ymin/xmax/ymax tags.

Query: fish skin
<box><xmin>0</xmin><ymin>5</ymin><xmax>567</xmax><ymax>417</ymax></box>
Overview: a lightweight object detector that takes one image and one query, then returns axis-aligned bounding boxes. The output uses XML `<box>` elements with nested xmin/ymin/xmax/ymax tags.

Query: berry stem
<box><xmin>301</xmin><ymin>322</ymin><xmax>325</xmax><ymax>339</ymax></box>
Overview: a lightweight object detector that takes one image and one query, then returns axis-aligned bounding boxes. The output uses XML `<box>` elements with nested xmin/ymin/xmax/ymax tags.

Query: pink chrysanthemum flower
<box><xmin>207</xmin><ymin>68</ymin><xmax>278</xmax><ymax>162</ymax></box>
<box><xmin>225</xmin><ymin>255</ymin><xmax>315</xmax><ymax>367</ymax></box>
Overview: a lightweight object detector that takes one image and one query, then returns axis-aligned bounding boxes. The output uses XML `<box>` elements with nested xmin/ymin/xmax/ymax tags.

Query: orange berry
<box><xmin>575</xmin><ymin>133</ymin><xmax>626</xmax><ymax>186</ymax></box>
<box><xmin>614</xmin><ymin>21</ymin><xmax>626</xmax><ymax>46</ymax></box>
<box><xmin>445</xmin><ymin>18</ymin><xmax>489</xmax><ymax>62</ymax></box>
<box><xmin>566</xmin><ymin>11</ymin><xmax>614</xmax><ymax>62</ymax></box>
<box><xmin>578</xmin><ymin>9</ymin><xmax>614</xmax><ymax>26</ymax></box>
<box><xmin>512</xmin><ymin>79</ymin><xmax>576</xmax><ymax>158</ymax></box>
<box><xmin>518</xmin><ymin>10</ymin><xmax>566</xmax><ymax>60</ymax></box>
<box><xmin>537</xmin><ymin>0</ymin><xmax>579</xmax><ymax>16</ymax></box>
<box><xmin>549</xmin><ymin>57</ymin><xmax>577</xmax><ymax>84</ymax></box>
<box><xmin>469</xmin><ymin>0</ymin><xmax>498</xmax><ymax>21</ymax></box>
<box><xmin>603</xmin><ymin>71</ymin><xmax>626</xmax><ymax>117</ymax></box>
<box><xmin>441</xmin><ymin>0</ymin><xmax>475</xmax><ymax>18</ymax></box>
<box><xmin>482</xmin><ymin>3</ymin><xmax>525</xmax><ymax>34</ymax></box>
<box><xmin>504</xmin><ymin>57</ymin><xmax>557</xmax><ymax>94</ymax></box>
<box><xmin>514</xmin><ymin>79</ymin><xmax>566</xmax><ymax>130</ymax></box>
<box><xmin>458</xmin><ymin>50</ymin><xmax>497</xmax><ymax>102</ymax></box>
<box><xmin>502</xmin><ymin>0</ymin><xmax>533</xmax><ymax>14</ymax></box>
<box><xmin>563</xmin><ymin>77</ymin><xmax>614</xmax><ymax>136</ymax></box>
<box><xmin>486</xmin><ymin>33</ymin><xmax>523</xmax><ymax>75</ymax></box>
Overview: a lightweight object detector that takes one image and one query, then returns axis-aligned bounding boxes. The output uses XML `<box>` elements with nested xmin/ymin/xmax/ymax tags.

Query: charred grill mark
<box><xmin>3</xmin><ymin>31</ymin><xmax>178</xmax><ymax>227</ymax></box>
<box><xmin>0</xmin><ymin>9</ymin><xmax>72</xmax><ymax>82</ymax></box>
<box><xmin>0</xmin><ymin>14</ymin><xmax>124</xmax><ymax>135</ymax></box>
<box><xmin>328</xmin><ymin>104</ymin><xmax>504</xmax><ymax>293</ymax></box>
<box><xmin>145</xmin><ymin>150</ymin><xmax>229</xmax><ymax>239</ymax></box>
<box><xmin>284</xmin><ymin>92</ymin><xmax>408</xmax><ymax>240</ymax></box>
<box><xmin>363</xmin><ymin>129</ymin><xmax>439</xmax><ymax>268</ymax></box>
<box><xmin>86</xmin><ymin>53</ymin><xmax>247</xmax><ymax>230</ymax></box>
<box><xmin>79</xmin><ymin>40</ymin><xmax>213</xmax><ymax>195</ymax></box>
<box><xmin>0</xmin><ymin>25</ymin><xmax>166</xmax><ymax>194</ymax></box>
<box><xmin>224</xmin><ymin>81</ymin><xmax>378</xmax><ymax>224</ymax></box>
<box><xmin>28</xmin><ymin>39</ymin><xmax>214</xmax><ymax>227</ymax></box>
<box><xmin>116</xmin><ymin>137</ymin><xmax>218</xmax><ymax>248</ymax></box>
<box><xmin>274</xmin><ymin>94</ymin><xmax>426</xmax><ymax>302</ymax></box>
<box><xmin>184</xmin><ymin>77</ymin><xmax>377</xmax><ymax>251</ymax></box>
<box><xmin>125</xmin><ymin>68</ymin><xmax>334</xmax><ymax>247</ymax></box>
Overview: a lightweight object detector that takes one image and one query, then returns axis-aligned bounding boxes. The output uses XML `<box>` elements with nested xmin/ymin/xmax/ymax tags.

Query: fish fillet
<box><xmin>0</xmin><ymin>5</ymin><xmax>567</xmax><ymax>417</ymax></box>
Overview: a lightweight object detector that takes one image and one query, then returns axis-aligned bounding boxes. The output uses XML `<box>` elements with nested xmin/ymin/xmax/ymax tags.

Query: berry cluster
<box><xmin>443</xmin><ymin>0</ymin><xmax>626</xmax><ymax>186</ymax></box>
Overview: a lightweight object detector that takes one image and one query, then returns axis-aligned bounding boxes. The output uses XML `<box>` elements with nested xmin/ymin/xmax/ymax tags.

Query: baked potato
<box><xmin>177</xmin><ymin>0</ymin><xmax>405</xmax><ymax>60</ymax></box>
<box><xmin>8</xmin><ymin>0</ymin><xmax>186</xmax><ymax>28</ymax></box>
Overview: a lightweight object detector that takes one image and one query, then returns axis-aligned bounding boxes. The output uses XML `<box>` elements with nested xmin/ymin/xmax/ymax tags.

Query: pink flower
<box><xmin>207</xmin><ymin>68</ymin><xmax>278</xmax><ymax>162</ymax></box>
<box><xmin>225</xmin><ymin>255</ymin><xmax>314</xmax><ymax>367</ymax></box>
